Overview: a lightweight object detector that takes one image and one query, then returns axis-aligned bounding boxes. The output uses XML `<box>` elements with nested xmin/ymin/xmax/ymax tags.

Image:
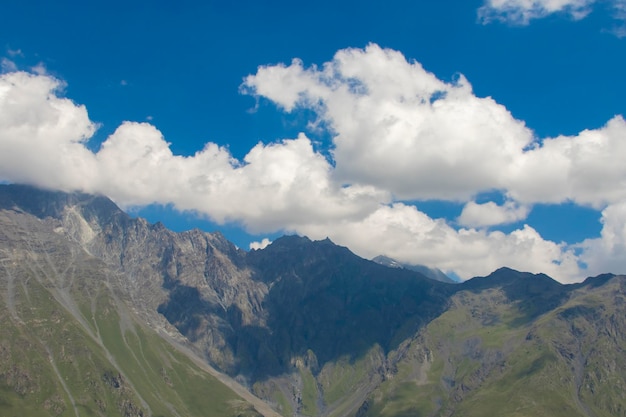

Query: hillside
<box><xmin>1</xmin><ymin>184</ymin><xmax>625</xmax><ymax>417</ymax></box>
<box><xmin>358</xmin><ymin>270</ymin><xmax>626</xmax><ymax>417</ymax></box>
<box><xmin>0</xmin><ymin>185</ymin><xmax>274</xmax><ymax>417</ymax></box>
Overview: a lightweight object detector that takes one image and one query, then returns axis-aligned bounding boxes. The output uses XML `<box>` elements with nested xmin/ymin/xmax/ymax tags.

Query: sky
<box><xmin>1</xmin><ymin>0</ymin><xmax>626</xmax><ymax>283</ymax></box>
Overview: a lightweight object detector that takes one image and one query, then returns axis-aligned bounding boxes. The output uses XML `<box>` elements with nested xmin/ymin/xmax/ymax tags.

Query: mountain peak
<box><xmin>269</xmin><ymin>234</ymin><xmax>311</xmax><ymax>246</ymax></box>
<box><xmin>372</xmin><ymin>255</ymin><xmax>404</xmax><ymax>269</ymax></box>
<box><xmin>464</xmin><ymin>267</ymin><xmax>561</xmax><ymax>289</ymax></box>
<box><xmin>579</xmin><ymin>272</ymin><xmax>617</xmax><ymax>288</ymax></box>
<box><xmin>0</xmin><ymin>183</ymin><xmax>125</xmax><ymax>223</ymax></box>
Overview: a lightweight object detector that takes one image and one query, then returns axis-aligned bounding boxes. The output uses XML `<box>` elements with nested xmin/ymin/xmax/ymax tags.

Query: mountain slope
<box><xmin>0</xmin><ymin>185</ymin><xmax>272</xmax><ymax>417</ymax></box>
<box><xmin>357</xmin><ymin>270</ymin><xmax>626</xmax><ymax>417</ymax></box>
<box><xmin>1</xmin><ymin>184</ymin><xmax>626</xmax><ymax>417</ymax></box>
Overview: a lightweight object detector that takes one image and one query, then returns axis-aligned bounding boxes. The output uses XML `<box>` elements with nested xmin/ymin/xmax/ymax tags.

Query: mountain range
<box><xmin>0</xmin><ymin>184</ymin><xmax>625</xmax><ymax>417</ymax></box>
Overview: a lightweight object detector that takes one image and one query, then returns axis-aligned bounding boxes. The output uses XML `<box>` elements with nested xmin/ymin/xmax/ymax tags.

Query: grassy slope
<box><xmin>359</xmin><ymin>280</ymin><xmax>626</xmax><ymax>417</ymax></box>
<box><xmin>252</xmin><ymin>345</ymin><xmax>386</xmax><ymax>417</ymax></box>
<box><xmin>0</xmin><ymin>253</ymin><xmax>262</xmax><ymax>417</ymax></box>
<box><xmin>248</xmin><ymin>277</ymin><xmax>626</xmax><ymax>417</ymax></box>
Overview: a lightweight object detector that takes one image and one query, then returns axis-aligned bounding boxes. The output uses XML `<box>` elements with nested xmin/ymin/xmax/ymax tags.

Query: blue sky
<box><xmin>1</xmin><ymin>0</ymin><xmax>625</xmax><ymax>282</ymax></box>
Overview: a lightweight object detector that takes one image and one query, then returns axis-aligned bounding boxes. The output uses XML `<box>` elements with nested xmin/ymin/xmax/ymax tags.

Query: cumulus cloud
<box><xmin>94</xmin><ymin>124</ymin><xmax>384</xmax><ymax>232</ymax></box>
<box><xmin>2</xmin><ymin>44</ymin><xmax>626</xmax><ymax>282</ymax></box>
<box><xmin>297</xmin><ymin>204</ymin><xmax>581</xmax><ymax>282</ymax></box>
<box><xmin>0</xmin><ymin>71</ymin><xmax>98</xmax><ymax>189</ymax></box>
<box><xmin>0</xmin><ymin>70</ymin><xmax>384</xmax><ymax>235</ymax></box>
<box><xmin>580</xmin><ymin>202</ymin><xmax>626</xmax><ymax>275</ymax></box>
<box><xmin>30</xmin><ymin>62</ymin><xmax>47</xmax><ymax>76</ymax></box>
<box><xmin>507</xmin><ymin>116</ymin><xmax>626</xmax><ymax>207</ymax></box>
<box><xmin>250</xmin><ymin>238</ymin><xmax>272</xmax><ymax>250</ymax></box>
<box><xmin>458</xmin><ymin>200</ymin><xmax>530</xmax><ymax>227</ymax></box>
<box><xmin>244</xmin><ymin>44</ymin><xmax>626</xmax><ymax>209</ymax></box>
<box><xmin>243</xmin><ymin>44</ymin><xmax>626</xmax><ymax>280</ymax></box>
<box><xmin>243</xmin><ymin>44</ymin><xmax>534</xmax><ymax>201</ymax></box>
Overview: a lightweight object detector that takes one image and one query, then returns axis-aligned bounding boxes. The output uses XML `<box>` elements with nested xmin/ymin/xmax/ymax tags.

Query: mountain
<box><xmin>0</xmin><ymin>185</ymin><xmax>276</xmax><ymax>417</ymax></box>
<box><xmin>357</xmin><ymin>269</ymin><xmax>626</xmax><ymax>417</ymax></box>
<box><xmin>371</xmin><ymin>255</ymin><xmax>457</xmax><ymax>283</ymax></box>
<box><xmin>1</xmin><ymin>184</ymin><xmax>625</xmax><ymax>417</ymax></box>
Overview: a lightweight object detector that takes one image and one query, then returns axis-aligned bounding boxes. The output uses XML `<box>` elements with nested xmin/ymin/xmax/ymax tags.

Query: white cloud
<box><xmin>297</xmin><ymin>203</ymin><xmax>581</xmax><ymax>282</ymax></box>
<box><xmin>0</xmin><ymin>71</ymin><xmax>98</xmax><ymax>190</ymax></box>
<box><xmin>30</xmin><ymin>62</ymin><xmax>47</xmax><ymax>75</ymax></box>
<box><xmin>478</xmin><ymin>0</ymin><xmax>596</xmax><ymax>24</ymax></box>
<box><xmin>94</xmin><ymin>124</ymin><xmax>385</xmax><ymax>232</ymax></box>
<box><xmin>243</xmin><ymin>45</ymin><xmax>626</xmax><ymax>280</ymax></box>
<box><xmin>244</xmin><ymin>44</ymin><xmax>534</xmax><ymax>201</ymax></box>
<box><xmin>2</xmin><ymin>44</ymin><xmax>626</xmax><ymax>283</ymax></box>
<box><xmin>478</xmin><ymin>0</ymin><xmax>626</xmax><ymax>30</ymax></box>
<box><xmin>614</xmin><ymin>24</ymin><xmax>626</xmax><ymax>37</ymax></box>
<box><xmin>245</xmin><ymin>44</ymin><xmax>626</xmax><ymax>210</ymax></box>
<box><xmin>507</xmin><ymin>116</ymin><xmax>626</xmax><ymax>207</ymax></box>
<box><xmin>580</xmin><ymin>202</ymin><xmax>626</xmax><ymax>275</ymax></box>
<box><xmin>458</xmin><ymin>200</ymin><xmax>530</xmax><ymax>227</ymax></box>
<box><xmin>611</xmin><ymin>0</ymin><xmax>626</xmax><ymax>36</ymax></box>
<box><xmin>250</xmin><ymin>238</ymin><xmax>272</xmax><ymax>250</ymax></box>
<box><xmin>1</xmin><ymin>58</ymin><xmax>18</xmax><ymax>73</ymax></box>
<box><xmin>0</xmin><ymin>70</ymin><xmax>385</xmax><ymax>235</ymax></box>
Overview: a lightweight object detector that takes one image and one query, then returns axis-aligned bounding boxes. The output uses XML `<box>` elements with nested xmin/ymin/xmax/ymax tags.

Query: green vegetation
<box><xmin>299</xmin><ymin>366</ymin><xmax>318</xmax><ymax>416</ymax></box>
<box><xmin>272</xmin><ymin>388</ymin><xmax>293</xmax><ymax>417</ymax></box>
<box><xmin>358</xmin><ymin>282</ymin><xmax>626</xmax><ymax>417</ymax></box>
<box><xmin>319</xmin><ymin>355</ymin><xmax>369</xmax><ymax>407</ymax></box>
<box><xmin>0</xmin><ymin>260</ymin><xmax>262</xmax><ymax>417</ymax></box>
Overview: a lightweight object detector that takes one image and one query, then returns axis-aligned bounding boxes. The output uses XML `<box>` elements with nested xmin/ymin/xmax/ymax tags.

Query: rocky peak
<box><xmin>0</xmin><ymin>183</ymin><xmax>125</xmax><ymax>222</ymax></box>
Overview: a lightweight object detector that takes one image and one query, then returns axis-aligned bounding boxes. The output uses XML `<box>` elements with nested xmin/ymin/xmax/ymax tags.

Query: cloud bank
<box><xmin>2</xmin><ymin>45</ymin><xmax>626</xmax><ymax>282</ymax></box>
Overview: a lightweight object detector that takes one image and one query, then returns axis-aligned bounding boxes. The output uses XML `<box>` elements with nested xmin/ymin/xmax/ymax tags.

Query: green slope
<box><xmin>357</xmin><ymin>277</ymin><xmax>626</xmax><ymax>417</ymax></box>
<box><xmin>0</xmin><ymin>212</ymin><xmax>264</xmax><ymax>417</ymax></box>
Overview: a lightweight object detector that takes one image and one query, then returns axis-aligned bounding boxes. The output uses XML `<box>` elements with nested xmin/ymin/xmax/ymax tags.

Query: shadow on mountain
<box><xmin>157</xmin><ymin>284</ymin><xmax>221</xmax><ymax>341</ymax></box>
<box><xmin>157</xmin><ymin>236</ymin><xmax>458</xmax><ymax>379</ymax></box>
<box><xmin>244</xmin><ymin>237</ymin><xmax>457</xmax><ymax>379</ymax></box>
<box><xmin>461</xmin><ymin>267</ymin><xmax>570</xmax><ymax>326</ymax></box>
<box><xmin>576</xmin><ymin>273</ymin><xmax>616</xmax><ymax>289</ymax></box>
<box><xmin>159</xmin><ymin>239</ymin><xmax>589</xmax><ymax>381</ymax></box>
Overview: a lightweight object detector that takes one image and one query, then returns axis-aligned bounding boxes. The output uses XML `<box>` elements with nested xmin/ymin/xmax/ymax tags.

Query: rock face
<box><xmin>1</xmin><ymin>184</ymin><xmax>626</xmax><ymax>417</ymax></box>
<box><xmin>0</xmin><ymin>185</ymin><xmax>271</xmax><ymax>417</ymax></box>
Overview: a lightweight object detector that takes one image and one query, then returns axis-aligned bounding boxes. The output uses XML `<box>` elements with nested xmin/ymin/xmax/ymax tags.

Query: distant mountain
<box><xmin>372</xmin><ymin>254</ymin><xmax>457</xmax><ymax>283</ymax></box>
<box><xmin>1</xmin><ymin>184</ymin><xmax>625</xmax><ymax>417</ymax></box>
